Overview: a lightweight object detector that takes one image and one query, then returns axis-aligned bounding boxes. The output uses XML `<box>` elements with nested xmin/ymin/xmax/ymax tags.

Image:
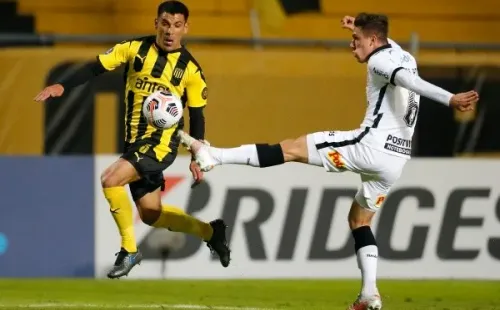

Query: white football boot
<box><xmin>177</xmin><ymin>130</ymin><xmax>218</xmax><ymax>172</ymax></box>
<box><xmin>348</xmin><ymin>294</ymin><xmax>382</xmax><ymax>310</ymax></box>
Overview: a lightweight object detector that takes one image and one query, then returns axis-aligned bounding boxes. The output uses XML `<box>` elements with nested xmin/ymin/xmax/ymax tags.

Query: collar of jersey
<box><xmin>366</xmin><ymin>44</ymin><xmax>392</xmax><ymax>61</ymax></box>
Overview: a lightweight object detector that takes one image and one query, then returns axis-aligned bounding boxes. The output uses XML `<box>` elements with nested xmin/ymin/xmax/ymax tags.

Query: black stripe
<box><xmin>390</xmin><ymin>67</ymin><xmax>404</xmax><ymax>85</ymax></box>
<box><xmin>123</xmin><ymin>62</ymin><xmax>129</xmax><ymax>84</ymax></box>
<box><xmin>136</xmin><ymin>95</ymin><xmax>149</xmax><ymax>141</ymax></box>
<box><xmin>316</xmin><ymin>85</ymin><xmax>388</xmax><ymax>150</ymax></box>
<box><xmin>151</xmin><ymin>50</ymin><xmax>167</xmax><ymax>78</ymax></box>
<box><xmin>149</xmin><ymin>127</ymin><xmax>163</xmax><ymax>150</ymax></box>
<box><xmin>184</xmin><ymin>50</ymin><xmax>206</xmax><ymax>82</ymax></box>
<box><xmin>133</xmin><ymin>38</ymin><xmax>154</xmax><ymax>72</ymax></box>
<box><xmin>316</xmin><ymin>127</ymin><xmax>370</xmax><ymax>150</ymax></box>
<box><xmin>125</xmin><ymin>90</ymin><xmax>135</xmax><ymax>142</ymax></box>
<box><xmin>168</xmin><ymin>120</ymin><xmax>182</xmax><ymax>154</ymax></box>
<box><xmin>170</xmin><ymin>49</ymin><xmax>191</xmax><ymax>86</ymax></box>
<box><xmin>373</xmin><ymin>84</ymin><xmax>388</xmax><ymax>116</ymax></box>
<box><xmin>180</xmin><ymin>88</ymin><xmax>188</xmax><ymax>108</ymax></box>
<box><xmin>372</xmin><ymin>113</ymin><xmax>383</xmax><ymax>129</ymax></box>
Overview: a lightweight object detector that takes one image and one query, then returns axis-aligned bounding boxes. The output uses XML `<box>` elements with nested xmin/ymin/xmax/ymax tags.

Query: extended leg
<box><xmin>135</xmin><ymin>184</ymin><xmax>231</xmax><ymax>268</ymax></box>
<box><xmin>178</xmin><ymin>130</ymin><xmax>322</xmax><ymax>171</ymax></box>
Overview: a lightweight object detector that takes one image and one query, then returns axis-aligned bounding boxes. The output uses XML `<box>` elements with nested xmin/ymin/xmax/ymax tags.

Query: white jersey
<box><xmin>304</xmin><ymin>40</ymin><xmax>454</xmax><ymax>211</ymax></box>
<box><xmin>358</xmin><ymin>41</ymin><xmax>420</xmax><ymax>159</ymax></box>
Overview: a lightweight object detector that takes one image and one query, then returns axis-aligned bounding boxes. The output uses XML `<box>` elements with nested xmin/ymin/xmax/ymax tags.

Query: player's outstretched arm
<box><xmin>393</xmin><ymin>69</ymin><xmax>479</xmax><ymax>111</ymax></box>
<box><xmin>369</xmin><ymin>54</ymin><xmax>479</xmax><ymax>111</ymax></box>
<box><xmin>34</xmin><ymin>42</ymin><xmax>131</xmax><ymax>102</ymax></box>
<box><xmin>33</xmin><ymin>61</ymin><xmax>107</xmax><ymax>102</ymax></box>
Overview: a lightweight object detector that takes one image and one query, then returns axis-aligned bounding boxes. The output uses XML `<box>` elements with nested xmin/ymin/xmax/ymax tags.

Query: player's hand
<box><xmin>449</xmin><ymin>90</ymin><xmax>479</xmax><ymax>112</ymax></box>
<box><xmin>189</xmin><ymin>160</ymin><xmax>204</xmax><ymax>188</ymax></box>
<box><xmin>34</xmin><ymin>84</ymin><xmax>64</xmax><ymax>102</ymax></box>
<box><xmin>341</xmin><ymin>16</ymin><xmax>355</xmax><ymax>30</ymax></box>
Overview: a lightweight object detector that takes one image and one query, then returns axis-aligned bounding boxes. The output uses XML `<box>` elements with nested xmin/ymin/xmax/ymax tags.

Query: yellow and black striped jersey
<box><xmin>97</xmin><ymin>36</ymin><xmax>207</xmax><ymax>162</ymax></box>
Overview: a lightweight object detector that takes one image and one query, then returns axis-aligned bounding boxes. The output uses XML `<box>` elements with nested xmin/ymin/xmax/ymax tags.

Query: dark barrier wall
<box><xmin>0</xmin><ymin>156</ymin><xmax>95</xmax><ymax>277</ymax></box>
<box><xmin>416</xmin><ymin>66</ymin><xmax>500</xmax><ymax>157</ymax></box>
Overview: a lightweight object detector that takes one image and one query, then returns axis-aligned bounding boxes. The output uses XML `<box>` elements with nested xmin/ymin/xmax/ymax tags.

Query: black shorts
<box><xmin>121</xmin><ymin>142</ymin><xmax>176</xmax><ymax>201</ymax></box>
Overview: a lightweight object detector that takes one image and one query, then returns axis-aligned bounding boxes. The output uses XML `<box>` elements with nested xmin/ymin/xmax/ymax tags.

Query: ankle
<box><xmin>191</xmin><ymin>139</ymin><xmax>204</xmax><ymax>152</ymax></box>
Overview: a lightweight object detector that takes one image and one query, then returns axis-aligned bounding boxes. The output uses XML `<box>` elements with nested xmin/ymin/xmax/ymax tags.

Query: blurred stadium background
<box><xmin>0</xmin><ymin>0</ymin><xmax>499</xmax><ymax>309</ymax></box>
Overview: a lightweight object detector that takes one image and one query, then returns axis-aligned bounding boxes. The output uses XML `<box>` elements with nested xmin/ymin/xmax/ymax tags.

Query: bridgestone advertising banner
<box><xmin>95</xmin><ymin>156</ymin><xmax>500</xmax><ymax>279</ymax></box>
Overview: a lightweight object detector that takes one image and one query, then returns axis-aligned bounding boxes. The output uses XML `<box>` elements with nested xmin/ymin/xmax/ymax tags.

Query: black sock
<box><xmin>352</xmin><ymin>225</ymin><xmax>377</xmax><ymax>252</ymax></box>
<box><xmin>255</xmin><ymin>144</ymin><xmax>285</xmax><ymax>167</ymax></box>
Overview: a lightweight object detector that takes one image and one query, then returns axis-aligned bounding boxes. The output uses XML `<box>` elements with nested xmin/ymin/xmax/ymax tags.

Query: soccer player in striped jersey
<box><xmin>34</xmin><ymin>0</ymin><xmax>230</xmax><ymax>279</ymax></box>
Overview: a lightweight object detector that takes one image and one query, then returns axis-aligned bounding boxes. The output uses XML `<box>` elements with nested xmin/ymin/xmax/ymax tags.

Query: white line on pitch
<box><xmin>0</xmin><ymin>304</ymin><xmax>274</xmax><ymax>310</ymax></box>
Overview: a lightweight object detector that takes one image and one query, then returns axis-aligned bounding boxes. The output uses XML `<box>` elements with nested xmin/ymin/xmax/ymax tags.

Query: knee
<box><xmin>348</xmin><ymin>215</ymin><xmax>372</xmax><ymax>230</ymax></box>
<box><xmin>101</xmin><ymin>170</ymin><xmax>120</xmax><ymax>188</ymax></box>
<box><xmin>348</xmin><ymin>202</ymin><xmax>375</xmax><ymax>230</ymax></box>
<box><xmin>101</xmin><ymin>159</ymin><xmax>138</xmax><ymax>188</ymax></box>
<box><xmin>137</xmin><ymin>203</ymin><xmax>161</xmax><ymax>226</ymax></box>
<box><xmin>280</xmin><ymin>136</ymin><xmax>307</xmax><ymax>162</ymax></box>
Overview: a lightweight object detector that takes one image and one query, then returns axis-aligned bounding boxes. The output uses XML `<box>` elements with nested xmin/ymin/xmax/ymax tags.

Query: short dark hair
<box><xmin>354</xmin><ymin>13</ymin><xmax>388</xmax><ymax>41</ymax></box>
<box><xmin>157</xmin><ymin>1</ymin><xmax>189</xmax><ymax>21</ymax></box>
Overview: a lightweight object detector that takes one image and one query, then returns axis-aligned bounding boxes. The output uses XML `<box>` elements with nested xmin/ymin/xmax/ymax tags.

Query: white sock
<box><xmin>357</xmin><ymin>245</ymin><xmax>379</xmax><ymax>297</ymax></box>
<box><xmin>211</xmin><ymin>144</ymin><xmax>260</xmax><ymax>167</ymax></box>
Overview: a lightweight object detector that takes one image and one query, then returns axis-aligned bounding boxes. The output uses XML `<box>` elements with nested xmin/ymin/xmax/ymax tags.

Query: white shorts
<box><xmin>307</xmin><ymin>130</ymin><xmax>408</xmax><ymax>212</ymax></box>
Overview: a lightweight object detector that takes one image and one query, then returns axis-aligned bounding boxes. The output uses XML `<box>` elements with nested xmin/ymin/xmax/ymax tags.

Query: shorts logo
<box><xmin>375</xmin><ymin>195</ymin><xmax>386</xmax><ymax>208</ymax></box>
<box><xmin>327</xmin><ymin>151</ymin><xmax>345</xmax><ymax>169</ymax></box>
<box><xmin>134</xmin><ymin>152</ymin><xmax>143</xmax><ymax>162</ymax></box>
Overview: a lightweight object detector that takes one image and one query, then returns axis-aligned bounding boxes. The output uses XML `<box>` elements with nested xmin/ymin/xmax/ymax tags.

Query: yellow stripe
<box><xmin>153</xmin><ymin>127</ymin><xmax>176</xmax><ymax>161</ymax></box>
<box><xmin>141</xmin><ymin>124</ymin><xmax>156</xmax><ymax>139</ymax></box>
<box><xmin>128</xmin><ymin>92</ymin><xmax>142</xmax><ymax>143</ymax></box>
<box><xmin>94</xmin><ymin>92</ymin><xmax>118</xmax><ymax>154</ymax></box>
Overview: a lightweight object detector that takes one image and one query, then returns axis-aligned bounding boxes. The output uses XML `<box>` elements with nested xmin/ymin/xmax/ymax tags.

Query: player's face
<box><xmin>350</xmin><ymin>27</ymin><xmax>376</xmax><ymax>63</ymax></box>
<box><xmin>155</xmin><ymin>12</ymin><xmax>188</xmax><ymax>52</ymax></box>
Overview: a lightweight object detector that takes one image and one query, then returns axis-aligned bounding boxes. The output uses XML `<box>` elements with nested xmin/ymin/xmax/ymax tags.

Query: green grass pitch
<box><xmin>0</xmin><ymin>279</ymin><xmax>499</xmax><ymax>310</ymax></box>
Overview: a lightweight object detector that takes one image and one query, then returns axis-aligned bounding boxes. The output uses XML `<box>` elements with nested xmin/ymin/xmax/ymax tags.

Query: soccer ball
<box><xmin>142</xmin><ymin>90</ymin><xmax>183</xmax><ymax>130</ymax></box>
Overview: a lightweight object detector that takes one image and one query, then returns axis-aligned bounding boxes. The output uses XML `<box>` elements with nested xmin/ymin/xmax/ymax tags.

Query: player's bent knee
<box><xmin>101</xmin><ymin>171</ymin><xmax>126</xmax><ymax>188</ymax></box>
<box><xmin>135</xmin><ymin>193</ymin><xmax>162</xmax><ymax>226</ymax></box>
<box><xmin>280</xmin><ymin>136</ymin><xmax>308</xmax><ymax>163</ymax></box>
<box><xmin>137</xmin><ymin>203</ymin><xmax>161</xmax><ymax>226</ymax></box>
<box><xmin>101</xmin><ymin>159</ymin><xmax>140</xmax><ymax>188</ymax></box>
<box><xmin>138</xmin><ymin>208</ymin><xmax>160</xmax><ymax>226</ymax></box>
<box><xmin>348</xmin><ymin>200</ymin><xmax>376</xmax><ymax>230</ymax></box>
<box><xmin>101</xmin><ymin>171</ymin><xmax>118</xmax><ymax>188</ymax></box>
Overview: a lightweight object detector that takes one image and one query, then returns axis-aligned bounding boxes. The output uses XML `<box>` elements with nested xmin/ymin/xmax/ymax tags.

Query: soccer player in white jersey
<box><xmin>179</xmin><ymin>13</ymin><xmax>479</xmax><ymax>310</ymax></box>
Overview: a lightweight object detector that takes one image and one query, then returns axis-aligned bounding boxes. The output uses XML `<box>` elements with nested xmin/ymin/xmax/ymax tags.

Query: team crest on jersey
<box><xmin>173</xmin><ymin>68</ymin><xmax>185</xmax><ymax>80</ymax></box>
<box><xmin>201</xmin><ymin>87</ymin><xmax>208</xmax><ymax>100</ymax></box>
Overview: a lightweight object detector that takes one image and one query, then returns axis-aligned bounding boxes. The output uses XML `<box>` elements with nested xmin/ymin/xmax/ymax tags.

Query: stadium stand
<box><xmin>15</xmin><ymin>0</ymin><xmax>500</xmax><ymax>43</ymax></box>
<box><xmin>0</xmin><ymin>0</ymin><xmax>34</xmax><ymax>33</ymax></box>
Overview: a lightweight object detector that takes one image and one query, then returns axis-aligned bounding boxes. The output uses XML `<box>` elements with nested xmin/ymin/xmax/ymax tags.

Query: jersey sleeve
<box><xmin>185</xmin><ymin>65</ymin><xmax>208</xmax><ymax>108</ymax></box>
<box><xmin>97</xmin><ymin>41</ymin><xmax>132</xmax><ymax>71</ymax></box>
<box><xmin>368</xmin><ymin>53</ymin><xmax>404</xmax><ymax>85</ymax></box>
